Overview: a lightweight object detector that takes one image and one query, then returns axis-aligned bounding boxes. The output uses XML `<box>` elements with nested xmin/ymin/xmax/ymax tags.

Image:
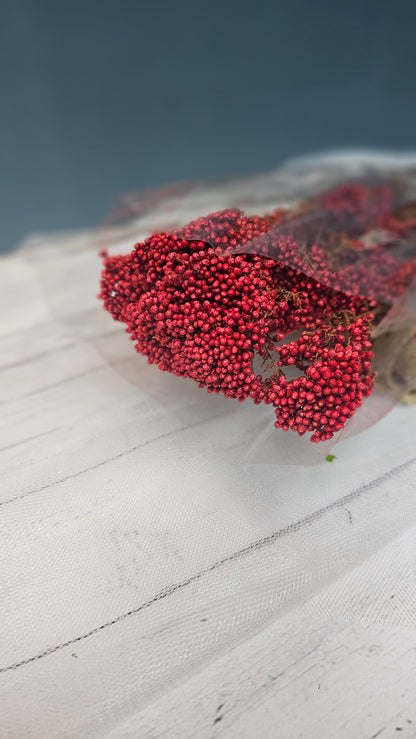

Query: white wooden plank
<box><xmin>1</xmin><ymin>239</ymin><xmax>416</xmax><ymax>738</ymax></box>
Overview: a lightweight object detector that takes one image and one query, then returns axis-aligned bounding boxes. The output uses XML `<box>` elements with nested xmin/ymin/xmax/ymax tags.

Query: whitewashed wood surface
<box><xmin>1</xmin><ymin>231</ymin><xmax>416</xmax><ymax>739</ymax></box>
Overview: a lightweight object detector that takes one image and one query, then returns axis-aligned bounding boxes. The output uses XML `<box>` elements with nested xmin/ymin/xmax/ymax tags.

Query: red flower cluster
<box><xmin>99</xmin><ymin>183</ymin><xmax>416</xmax><ymax>442</ymax></box>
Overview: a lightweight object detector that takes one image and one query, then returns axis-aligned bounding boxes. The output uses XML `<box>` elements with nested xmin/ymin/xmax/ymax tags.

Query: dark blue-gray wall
<box><xmin>1</xmin><ymin>0</ymin><xmax>416</xmax><ymax>251</ymax></box>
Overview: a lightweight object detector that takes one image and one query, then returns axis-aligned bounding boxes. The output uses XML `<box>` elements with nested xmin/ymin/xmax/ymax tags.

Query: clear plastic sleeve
<box><xmin>24</xmin><ymin>152</ymin><xmax>416</xmax><ymax>463</ymax></box>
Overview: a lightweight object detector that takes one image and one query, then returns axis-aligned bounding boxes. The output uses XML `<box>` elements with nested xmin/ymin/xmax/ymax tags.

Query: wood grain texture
<box><xmin>1</xmin><ymin>237</ymin><xmax>416</xmax><ymax>738</ymax></box>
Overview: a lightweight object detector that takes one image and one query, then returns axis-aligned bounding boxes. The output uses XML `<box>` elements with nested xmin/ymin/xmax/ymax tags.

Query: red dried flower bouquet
<box><xmin>99</xmin><ymin>175</ymin><xmax>416</xmax><ymax>444</ymax></box>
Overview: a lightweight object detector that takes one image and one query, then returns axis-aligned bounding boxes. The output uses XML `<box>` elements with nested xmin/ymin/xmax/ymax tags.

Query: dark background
<box><xmin>2</xmin><ymin>0</ymin><xmax>416</xmax><ymax>252</ymax></box>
